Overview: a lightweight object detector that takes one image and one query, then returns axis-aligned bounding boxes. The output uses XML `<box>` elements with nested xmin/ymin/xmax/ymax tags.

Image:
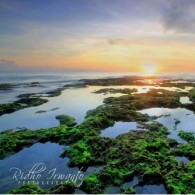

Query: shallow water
<box><xmin>123</xmin><ymin>177</ymin><xmax>139</xmax><ymax>187</ymax></box>
<box><xmin>85</xmin><ymin>166</ymin><xmax>105</xmax><ymax>176</ymax></box>
<box><xmin>0</xmin><ymin>82</ymin><xmax>193</xmax><ymax>131</ymax></box>
<box><xmin>0</xmin><ymin>71</ymin><xmax>141</xmax><ymax>104</ymax></box>
<box><xmin>104</xmin><ymin>185</ymin><xmax>166</xmax><ymax>194</ymax></box>
<box><xmin>100</xmin><ymin>122</ymin><xmax>141</xmax><ymax>138</ymax></box>
<box><xmin>92</xmin><ymin>85</ymin><xmax>191</xmax><ymax>94</ymax></box>
<box><xmin>135</xmin><ymin>184</ymin><xmax>166</xmax><ymax>194</ymax></box>
<box><xmin>2</xmin><ymin>85</ymin><xmax>145</xmax><ymax>131</ymax></box>
<box><xmin>2</xmin><ymin>83</ymin><xmax>186</xmax><ymax>132</ymax></box>
<box><xmin>104</xmin><ymin>178</ymin><xmax>166</xmax><ymax>194</ymax></box>
<box><xmin>0</xmin><ymin>87</ymin><xmax>106</xmax><ymax>131</ymax></box>
<box><xmin>176</xmin><ymin>156</ymin><xmax>190</xmax><ymax>165</ymax></box>
<box><xmin>104</xmin><ymin>186</ymin><xmax>121</xmax><ymax>194</ymax></box>
<box><xmin>1</xmin><ymin>75</ymin><xmax>195</xmax><ymax>194</ymax></box>
<box><xmin>139</xmin><ymin>107</ymin><xmax>195</xmax><ymax>143</ymax></box>
<box><xmin>0</xmin><ymin>140</ymin><xmax>107</xmax><ymax>194</ymax></box>
<box><xmin>0</xmin><ymin>142</ymin><xmax>80</xmax><ymax>194</ymax></box>
<box><xmin>0</xmin><ymin>80</ymin><xmax>71</xmax><ymax>104</ymax></box>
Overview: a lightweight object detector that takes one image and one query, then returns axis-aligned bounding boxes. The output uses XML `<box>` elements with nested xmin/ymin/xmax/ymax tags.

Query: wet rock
<box><xmin>55</xmin><ymin>115</ymin><xmax>77</xmax><ymax>127</ymax></box>
<box><xmin>93</xmin><ymin>88</ymin><xmax>137</xmax><ymax>95</ymax></box>
<box><xmin>120</xmin><ymin>186</ymin><xmax>136</xmax><ymax>194</ymax></box>
<box><xmin>0</xmin><ymin>83</ymin><xmax>14</xmax><ymax>90</ymax></box>
<box><xmin>167</xmin><ymin>138</ymin><xmax>178</xmax><ymax>147</ymax></box>
<box><xmin>9</xmin><ymin>182</ymin><xmax>48</xmax><ymax>194</ymax></box>
<box><xmin>49</xmin><ymin>182</ymin><xmax>75</xmax><ymax>194</ymax></box>
<box><xmin>0</xmin><ymin>97</ymin><xmax>48</xmax><ymax>116</ymax></box>
<box><xmin>36</xmin><ymin>110</ymin><xmax>47</xmax><ymax>113</ymax></box>
<box><xmin>178</xmin><ymin>130</ymin><xmax>195</xmax><ymax>142</ymax></box>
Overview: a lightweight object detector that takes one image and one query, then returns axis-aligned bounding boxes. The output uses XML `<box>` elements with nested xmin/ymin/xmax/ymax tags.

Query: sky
<box><xmin>0</xmin><ymin>0</ymin><xmax>195</xmax><ymax>74</ymax></box>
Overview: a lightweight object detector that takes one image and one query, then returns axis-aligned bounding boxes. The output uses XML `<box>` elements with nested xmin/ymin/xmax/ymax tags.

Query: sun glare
<box><xmin>142</xmin><ymin>64</ymin><xmax>157</xmax><ymax>75</ymax></box>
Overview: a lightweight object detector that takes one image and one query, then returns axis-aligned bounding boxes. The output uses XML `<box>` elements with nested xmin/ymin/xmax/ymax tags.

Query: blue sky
<box><xmin>0</xmin><ymin>0</ymin><xmax>195</xmax><ymax>73</ymax></box>
<box><xmin>0</xmin><ymin>0</ymin><xmax>162</xmax><ymax>35</ymax></box>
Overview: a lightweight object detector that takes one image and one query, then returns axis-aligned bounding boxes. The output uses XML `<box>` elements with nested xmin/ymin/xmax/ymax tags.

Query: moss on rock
<box><xmin>0</xmin><ymin>97</ymin><xmax>48</xmax><ymax>116</ymax></box>
<box><xmin>178</xmin><ymin>130</ymin><xmax>195</xmax><ymax>142</ymax></box>
<box><xmin>9</xmin><ymin>182</ymin><xmax>48</xmax><ymax>194</ymax></box>
<box><xmin>3</xmin><ymin>79</ymin><xmax>195</xmax><ymax>194</ymax></box>
<box><xmin>121</xmin><ymin>186</ymin><xmax>136</xmax><ymax>194</ymax></box>
<box><xmin>55</xmin><ymin>114</ymin><xmax>77</xmax><ymax>127</ymax></box>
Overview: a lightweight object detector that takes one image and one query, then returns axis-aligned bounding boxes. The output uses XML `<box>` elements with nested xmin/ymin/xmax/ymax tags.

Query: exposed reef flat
<box><xmin>0</xmin><ymin>83</ymin><xmax>15</xmax><ymax>90</ymax></box>
<box><xmin>0</xmin><ymin>97</ymin><xmax>48</xmax><ymax>116</ymax></box>
<box><xmin>92</xmin><ymin>88</ymin><xmax>137</xmax><ymax>95</ymax></box>
<box><xmin>1</xmin><ymin>77</ymin><xmax>195</xmax><ymax>194</ymax></box>
<box><xmin>1</xmin><ymin>76</ymin><xmax>195</xmax><ymax>116</ymax></box>
<box><xmin>9</xmin><ymin>181</ymin><xmax>75</xmax><ymax>194</ymax></box>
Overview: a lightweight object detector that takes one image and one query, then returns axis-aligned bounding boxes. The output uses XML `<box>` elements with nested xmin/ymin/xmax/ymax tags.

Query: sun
<box><xmin>141</xmin><ymin>64</ymin><xmax>157</xmax><ymax>75</ymax></box>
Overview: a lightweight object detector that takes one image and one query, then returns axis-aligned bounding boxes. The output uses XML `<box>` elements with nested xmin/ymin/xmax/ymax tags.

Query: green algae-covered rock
<box><xmin>172</xmin><ymin>141</ymin><xmax>195</xmax><ymax>160</ymax></box>
<box><xmin>81</xmin><ymin>173</ymin><xmax>104</xmax><ymax>194</ymax></box>
<box><xmin>55</xmin><ymin>114</ymin><xmax>77</xmax><ymax>127</ymax></box>
<box><xmin>178</xmin><ymin>130</ymin><xmax>195</xmax><ymax>142</ymax></box>
<box><xmin>9</xmin><ymin>182</ymin><xmax>48</xmax><ymax>194</ymax></box>
<box><xmin>49</xmin><ymin>181</ymin><xmax>75</xmax><ymax>194</ymax></box>
<box><xmin>165</xmin><ymin>167</ymin><xmax>195</xmax><ymax>194</ymax></box>
<box><xmin>121</xmin><ymin>186</ymin><xmax>136</xmax><ymax>194</ymax></box>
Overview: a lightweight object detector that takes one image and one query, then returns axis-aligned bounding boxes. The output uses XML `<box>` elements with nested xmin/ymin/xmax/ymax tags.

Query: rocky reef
<box><xmin>1</xmin><ymin>77</ymin><xmax>195</xmax><ymax>194</ymax></box>
<box><xmin>0</xmin><ymin>97</ymin><xmax>48</xmax><ymax>116</ymax></box>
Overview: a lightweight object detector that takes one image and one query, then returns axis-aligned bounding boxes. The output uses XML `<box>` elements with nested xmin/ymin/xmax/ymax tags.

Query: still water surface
<box><xmin>1</xmin><ymin>73</ymin><xmax>194</xmax><ymax>193</ymax></box>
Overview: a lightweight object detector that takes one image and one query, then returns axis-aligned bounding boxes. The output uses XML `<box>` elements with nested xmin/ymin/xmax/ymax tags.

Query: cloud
<box><xmin>107</xmin><ymin>38</ymin><xmax>126</xmax><ymax>45</ymax></box>
<box><xmin>0</xmin><ymin>59</ymin><xmax>51</xmax><ymax>71</ymax></box>
<box><xmin>0</xmin><ymin>59</ymin><xmax>20</xmax><ymax>71</ymax></box>
<box><xmin>162</xmin><ymin>0</ymin><xmax>195</xmax><ymax>34</ymax></box>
